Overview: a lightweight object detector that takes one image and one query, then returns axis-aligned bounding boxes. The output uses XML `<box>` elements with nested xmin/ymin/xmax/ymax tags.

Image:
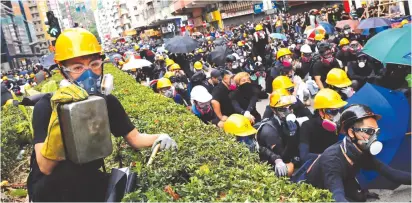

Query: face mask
<box><xmin>358</xmin><ymin>61</ymin><xmax>365</xmax><ymax>68</ymax></box>
<box><xmin>340</xmin><ymin>87</ymin><xmax>354</xmax><ymax>98</ymax></box>
<box><xmin>276</xmin><ymin>108</ymin><xmax>294</xmax><ymax>120</ymax></box>
<box><xmin>354</xmin><ymin>132</ymin><xmax>383</xmax><ymax>155</ymax></box>
<box><xmin>322</xmin><ymin>112</ymin><xmax>341</xmax><ymax>132</ymax></box>
<box><xmin>321</xmin><ymin>53</ymin><xmax>334</xmax><ymax>65</ymax></box>
<box><xmin>75</xmin><ymin>69</ymin><xmax>101</xmax><ymax>95</ymax></box>
<box><xmin>196</xmin><ymin>101</ymin><xmax>211</xmax><ymax>114</ymax></box>
<box><xmin>229</xmin><ymin>84</ymin><xmax>237</xmax><ymax>91</ymax></box>
<box><xmin>161</xmin><ymin>88</ymin><xmax>174</xmax><ymax>98</ymax></box>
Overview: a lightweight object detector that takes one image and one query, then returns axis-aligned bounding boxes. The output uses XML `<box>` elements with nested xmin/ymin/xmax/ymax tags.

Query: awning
<box><xmin>173</xmin><ymin>0</ymin><xmax>193</xmax><ymax>13</ymax></box>
<box><xmin>149</xmin><ymin>17</ymin><xmax>180</xmax><ymax>27</ymax></box>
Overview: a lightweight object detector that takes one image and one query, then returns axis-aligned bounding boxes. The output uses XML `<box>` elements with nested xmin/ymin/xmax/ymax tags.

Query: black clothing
<box><xmin>257</xmin><ymin>117</ymin><xmax>300</xmax><ymax>162</ymax></box>
<box><xmin>347</xmin><ymin>61</ymin><xmax>377</xmax><ymax>89</ymax></box>
<box><xmin>190</xmin><ymin>71</ymin><xmax>207</xmax><ymax>88</ymax></box>
<box><xmin>356</xmin><ymin>8</ymin><xmax>366</xmax><ymax>19</ymax></box>
<box><xmin>28</xmin><ymin>94</ymin><xmax>135</xmax><ymax>202</ymax></box>
<box><xmin>201</xmin><ymin>79</ymin><xmax>216</xmax><ymax>94</ymax></box>
<box><xmin>306</xmin><ymin>138</ymin><xmax>411</xmax><ymax>202</ymax></box>
<box><xmin>229</xmin><ymin>83</ymin><xmax>261</xmax><ymax>122</ymax></box>
<box><xmin>336</xmin><ymin>49</ymin><xmax>357</xmax><ymax>67</ymax></box>
<box><xmin>296</xmin><ymin>60</ymin><xmax>312</xmax><ymax>79</ymax></box>
<box><xmin>312</xmin><ymin>59</ymin><xmax>341</xmax><ymax>87</ymax></box>
<box><xmin>299</xmin><ymin>117</ymin><xmax>339</xmax><ymax>163</ymax></box>
<box><xmin>212</xmin><ymin>82</ymin><xmax>235</xmax><ymax>117</ymax></box>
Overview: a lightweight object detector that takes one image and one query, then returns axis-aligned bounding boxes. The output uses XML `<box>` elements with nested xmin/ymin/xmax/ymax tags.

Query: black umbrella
<box><xmin>213</xmin><ymin>37</ymin><xmax>227</xmax><ymax>45</ymax></box>
<box><xmin>209</xmin><ymin>45</ymin><xmax>231</xmax><ymax>66</ymax></box>
<box><xmin>165</xmin><ymin>35</ymin><xmax>198</xmax><ymax>53</ymax></box>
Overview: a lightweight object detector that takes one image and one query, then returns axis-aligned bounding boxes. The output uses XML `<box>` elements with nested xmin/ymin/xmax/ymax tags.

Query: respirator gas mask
<box><xmin>351</xmin><ymin>127</ymin><xmax>383</xmax><ymax>155</ymax></box>
<box><xmin>322</xmin><ymin>108</ymin><xmax>341</xmax><ymax>132</ymax></box>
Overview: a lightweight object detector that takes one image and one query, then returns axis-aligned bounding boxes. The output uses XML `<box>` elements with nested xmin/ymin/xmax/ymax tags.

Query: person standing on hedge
<box><xmin>28</xmin><ymin>28</ymin><xmax>178</xmax><ymax>202</ymax></box>
<box><xmin>211</xmin><ymin>70</ymin><xmax>236</xmax><ymax>126</ymax></box>
<box><xmin>302</xmin><ymin>104</ymin><xmax>411</xmax><ymax>202</ymax></box>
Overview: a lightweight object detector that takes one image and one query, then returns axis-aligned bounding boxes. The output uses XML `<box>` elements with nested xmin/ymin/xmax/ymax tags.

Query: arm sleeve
<box><xmin>246</xmin><ymin>95</ymin><xmax>259</xmax><ymax>112</ymax></box>
<box><xmin>106</xmin><ymin>95</ymin><xmax>136</xmax><ymax>137</ymax></box>
<box><xmin>32</xmin><ymin>95</ymin><xmax>52</xmax><ymax>144</ymax></box>
<box><xmin>259</xmin><ymin>146</ymin><xmax>282</xmax><ymax>165</ymax></box>
<box><xmin>298</xmin><ymin>121</ymin><xmax>319</xmax><ymax>162</ymax></box>
<box><xmin>373</xmin><ymin>158</ymin><xmax>411</xmax><ymax>185</ymax></box>
<box><xmin>230</xmin><ymin>92</ymin><xmax>245</xmax><ymax>114</ymax></box>
<box><xmin>321</xmin><ymin>157</ymin><xmax>348</xmax><ymax>202</ymax></box>
<box><xmin>262</xmin><ymin>105</ymin><xmax>274</xmax><ymax>119</ymax></box>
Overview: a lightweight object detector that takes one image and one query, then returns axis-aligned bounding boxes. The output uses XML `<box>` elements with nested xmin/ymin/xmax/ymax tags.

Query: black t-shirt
<box><xmin>212</xmin><ymin>82</ymin><xmax>235</xmax><ymax>117</ymax></box>
<box><xmin>312</xmin><ymin>59</ymin><xmax>341</xmax><ymax>86</ymax></box>
<box><xmin>356</xmin><ymin>7</ymin><xmax>365</xmax><ymax>19</ymax></box>
<box><xmin>299</xmin><ymin>117</ymin><xmax>339</xmax><ymax>155</ymax></box>
<box><xmin>30</xmin><ymin>94</ymin><xmax>135</xmax><ymax>185</ymax></box>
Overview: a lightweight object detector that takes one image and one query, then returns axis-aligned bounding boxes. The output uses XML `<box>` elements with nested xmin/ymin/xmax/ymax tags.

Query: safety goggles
<box><xmin>275</xmin><ymin>104</ymin><xmax>293</xmax><ymax>112</ymax></box>
<box><xmin>324</xmin><ymin>108</ymin><xmax>340</xmax><ymax>116</ymax></box>
<box><xmin>352</xmin><ymin>127</ymin><xmax>381</xmax><ymax>136</ymax></box>
<box><xmin>286</xmin><ymin>87</ymin><xmax>294</xmax><ymax>94</ymax></box>
<box><xmin>63</xmin><ymin>59</ymin><xmax>103</xmax><ymax>74</ymax></box>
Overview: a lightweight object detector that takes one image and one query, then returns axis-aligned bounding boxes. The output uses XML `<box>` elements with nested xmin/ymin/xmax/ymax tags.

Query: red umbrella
<box><xmin>336</xmin><ymin>20</ymin><xmax>361</xmax><ymax>33</ymax></box>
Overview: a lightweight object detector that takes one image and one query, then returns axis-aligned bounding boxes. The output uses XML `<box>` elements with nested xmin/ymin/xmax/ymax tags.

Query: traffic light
<box><xmin>46</xmin><ymin>11</ymin><xmax>61</xmax><ymax>38</ymax></box>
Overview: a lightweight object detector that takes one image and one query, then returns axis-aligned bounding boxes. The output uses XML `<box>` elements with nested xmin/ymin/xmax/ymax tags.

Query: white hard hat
<box><xmin>232</xmin><ymin>53</ymin><xmax>240</xmax><ymax>60</ymax></box>
<box><xmin>190</xmin><ymin>86</ymin><xmax>212</xmax><ymax>103</ymax></box>
<box><xmin>300</xmin><ymin>44</ymin><xmax>312</xmax><ymax>54</ymax></box>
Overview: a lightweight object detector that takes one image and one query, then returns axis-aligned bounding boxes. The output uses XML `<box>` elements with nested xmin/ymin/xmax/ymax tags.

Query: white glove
<box><xmin>244</xmin><ymin>111</ymin><xmax>251</xmax><ymax>118</ymax></box>
<box><xmin>152</xmin><ymin>134</ymin><xmax>177</xmax><ymax>151</ymax></box>
<box><xmin>244</xmin><ymin>111</ymin><xmax>255</xmax><ymax>123</ymax></box>
<box><xmin>274</xmin><ymin>159</ymin><xmax>288</xmax><ymax>177</ymax></box>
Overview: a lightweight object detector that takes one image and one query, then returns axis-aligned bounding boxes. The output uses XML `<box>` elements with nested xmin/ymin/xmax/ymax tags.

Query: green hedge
<box><xmin>8</xmin><ymin>64</ymin><xmax>333</xmax><ymax>202</ymax></box>
<box><xmin>1</xmin><ymin>105</ymin><xmax>32</xmax><ymax>180</ymax></box>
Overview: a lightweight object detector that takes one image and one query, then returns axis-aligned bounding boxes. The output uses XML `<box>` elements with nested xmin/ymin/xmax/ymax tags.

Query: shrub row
<box><xmin>5</xmin><ymin>64</ymin><xmax>333</xmax><ymax>201</ymax></box>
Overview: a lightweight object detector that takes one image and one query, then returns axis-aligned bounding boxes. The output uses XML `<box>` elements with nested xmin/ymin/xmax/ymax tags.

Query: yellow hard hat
<box><xmin>326</xmin><ymin>68</ymin><xmax>352</xmax><ymax>88</ymax></box>
<box><xmin>401</xmin><ymin>19</ymin><xmax>409</xmax><ymax>26</ymax></box>
<box><xmin>2</xmin><ymin>76</ymin><xmax>8</xmax><ymax>80</ymax></box>
<box><xmin>197</xmin><ymin>48</ymin><xmax>204</xmax><ymax>53</ymax></box>
<box><xmin>361</xmin><ymin>1</ymin><xmax>367</xmax><ymax>5</ymax></box>
<box><xmin>19</xmin><ymin>75</ymin><xmax>23</xmax><ymax>78</ymax></box>
<box><xmin>269</xmin><ymin>88</ymin><xmax>295</xmax><ymax>108</ymax></box>
<box><xmin>130</xmin><ymin>68</ymin><xmax>137</xmax><ymax>72</ymax></box>
<box><xmin>339</xmin><ymin>38</ymin><xmax>350</xmax><ymax>46</ymax></box>
<box><xmin>54</xmin><ymin>28</ymin><xmax>102</xmax><ymax>63</ymax></box>
<box><xmin>157</xmin><ymin>78</ymin><xmax>172</xmax><ymax>89</ymax></box>
<box><xmin>243</xmin><ymin>33</ymin><xmax>247</xmax><ymax>38</ymax></box>
<box><xmin>237</xmin><ymin>41</ymin><xmax>244</xmax><ymax>47</ymax></box>
<box><xmin>194</xmin><ymin>61</ymin><xmax>203</xmax><ymax>70</ymax></box>
<box><xmin>276</xmin><ymin>48</ymin><xmax>292</xmax><ymax>59</ymax></box>
<box><xmin>157</xmin><ymin>55</ymin><xmax>164</xmax><ymax>61</ymax></box>
<box><xmin>170</xmin><ymin>63</ymin><xmax>181</xmax><ymax>71</ymax></box>
<box><xmin>30</xmin><ymin>74</ymin><xmax>35</xmax><ymax>78</ymax></box>
<box><xmin>134</xmin><ymin>45</ymin><xmax>140</xmax><ymax>50</ymax></box>
<box><xmin>255</xmin><ymin>24</ymin><xmax>263</xmax><ymax>31</ymax></box>
<box><xmin>119</xmin><ymin>61</ymin><xmax>125</xmax><ymax>65</ymax></box>
<box><xmin>313</xmin><ymin>88</ymin><xmax>348</xmax><ymax>110</ymax></box>
<box><xmin>163</xmin><ymin>71</ymin><xmax>175</xmax><ymax>79</ymax></box>
<box><xmin>165</xmin><ymin>58</ymin><xmax>175</xmax><ymax>67</ymax></box>
<box><xmin>272</xmin><ymin>76</ymin><xmax>294</xmax><ymax>91</ymax></box>
<box><xmin>223</xmin><ymin>114</ymin><xmax>258</xmax><ymax>137</ymax></box>
<box><xmin>314</xmin><ymin>34</ymin><xmax>324</xmax><ymax>41</ymax></box>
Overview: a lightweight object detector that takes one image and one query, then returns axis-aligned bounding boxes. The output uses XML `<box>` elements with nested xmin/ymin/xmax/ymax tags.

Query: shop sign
<box><xmin>221</xmin><ymin>9</ymin><xmax>254</xmax><ymax>19</ymax></box>
<box><xmin>254</xmin><ymin>3</ymin><xmax>263</xmax><ymax>14</ymax></box>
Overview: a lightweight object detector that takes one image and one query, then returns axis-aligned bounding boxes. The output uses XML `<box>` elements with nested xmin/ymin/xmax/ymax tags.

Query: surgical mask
<box><xmin>358</xmin><ymin>61</ymin><xmax>366</xmax><ymax>68</ymax></box>
<box><xmin>322</xmin><ymin>112</ymin><xmax>341</xmax><ymax>132</ymax></box>
<box><xmin>75</xmin><ymin>69</ymin><xmax>101</xmax><ymax>95</ymax></box>
<box><xmin>352</xmin><ymin>128</ymin><xmax>383</xmax><ymax>155</ymax></box>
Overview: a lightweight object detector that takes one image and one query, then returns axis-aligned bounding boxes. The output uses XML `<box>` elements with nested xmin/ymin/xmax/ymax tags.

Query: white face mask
<box><xmin>358</xmin><ymin>61</ymin><xmax>365</xmax><ymax>68</ymax></box>
<box><xmin>341</xmin><ymin>87</ymin><xmax>354</xmax><ymax>98</ymax></box>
